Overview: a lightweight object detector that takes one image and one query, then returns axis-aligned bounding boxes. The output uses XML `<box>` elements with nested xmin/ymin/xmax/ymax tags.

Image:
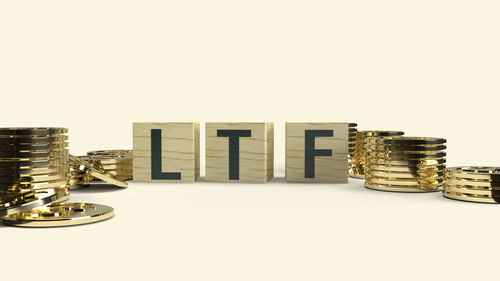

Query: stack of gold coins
<box><xmin>364</xmin><ymin>136</ymin><xmax>446</xmax><ymax>192</ymax></box>
<box><xmin>0</xmin><ymin>128</ymin><xmax>70</xmax><ymax>212</ymax></box>
<box><xmin>349</xmin><ymin>131</ymin><xmax>404</xmax><ymax>179</ymax></box>
<box><xmin>86</xmin><ymin>150</ymin><xmax>132</xmax><ymax>181</ymax></box>
<box><xmin>443</xmin><ymin>167</ymin><xmax>500</xmax><ymax>203</ymax></box>
<box><xmin>348</xmin><ymin>123</ymin><xmax>357</xmax><ymax>174</ymax></box>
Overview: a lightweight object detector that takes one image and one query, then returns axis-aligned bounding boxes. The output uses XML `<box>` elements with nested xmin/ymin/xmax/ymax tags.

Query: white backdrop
<box><xmin>1</xmin><ymin>0</ymin><xmax>499</xmax><ymax>280</ymax></box>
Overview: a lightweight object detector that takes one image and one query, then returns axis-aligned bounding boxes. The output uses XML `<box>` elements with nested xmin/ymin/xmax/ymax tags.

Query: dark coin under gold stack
<box><xmin>86</xmin><ymin>150</ymin><xmax>133</xmax><ymax>181</ymax></box>
<box><xmin>0</xmin><ymin>128</ymin><xmax>70</xmax><ymax>217</ymax></box>
<box><xmin>443</xmin><ymin>167</ymin><xmax>500</xmax><ymax>203</ymax></box>
<box><xmin>349</xmin><ymin>131</ymin><xmax>404</xmax><ymax>179</ymax></box>
<box><xmin>364</xmin><ymin>136</ymin><xmax>446</xmax><ymax>192</ymax></box>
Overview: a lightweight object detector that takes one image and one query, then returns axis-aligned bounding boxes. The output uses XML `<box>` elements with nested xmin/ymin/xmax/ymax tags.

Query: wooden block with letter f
<box><xmin>133</xmin><ymin>122</ymin><xmax>200</xmax><ymax>182</ymax></box>
<box><xmin>206</xmin><ymin>122</ymin><xmax>274</xmax><ymax>183</ymax></box>
<box><xmin>286</xmin><ymin>122</ymin><xmax>348</xmax><ymax>183</ymax></box>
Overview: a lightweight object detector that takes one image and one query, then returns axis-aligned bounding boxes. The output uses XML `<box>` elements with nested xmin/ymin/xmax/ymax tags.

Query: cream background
<box><xmin>0</xmin><ymin>0</ymin><xmax>499</xmax><ymax>280</ymax></box>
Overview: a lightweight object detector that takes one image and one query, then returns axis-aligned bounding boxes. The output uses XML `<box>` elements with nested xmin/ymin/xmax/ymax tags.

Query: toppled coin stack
<box><xmin>349</xmin><ymin>130</ymin><xmax>404</xmax><ymax>179</ymax></box>
<box><xmin>443</xmin><ymin>167</ymin><xmax>500</xmax><ymax>203</ymax></box>
<box><xmin>0</xmin><ymin>127</ymin><xmax>125</xmax><ymax>227</ymax></box>
<box><xmin>364</xmin><ymin>136</ymin><xmax>446</xmax><ymax>192</ymax></box>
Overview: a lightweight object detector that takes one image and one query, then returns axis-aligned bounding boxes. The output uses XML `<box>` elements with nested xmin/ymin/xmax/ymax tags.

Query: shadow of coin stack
<box><xmin>0</xmin><ymin>128</ymin><xmax>70</xmax><ymax>217</ymax></box>
<box><xmin>364</xmin><ymin>136</ymin><xmax>446</xmax><ymax>192</ymax></box>
<box><xmin>443</xmin><ymin>166</ymin><xmax>500</xmax><ymax>203</ymax></box>
<box><xmin>349</xmin><ymin>131</ymin><xmax>404</xmax><ymax>179</ymax></box>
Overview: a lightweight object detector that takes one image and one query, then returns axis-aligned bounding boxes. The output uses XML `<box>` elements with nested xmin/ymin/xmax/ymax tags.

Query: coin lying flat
<box><xmin>0</xmin><ymin>128</ymin><xmax>68</xmax><ymax>136</ymax></box>
<box><xmin>443</xmin><ymin>190</ymin><xmax>500</xmax><ymax>204</ymax></box>
<box><xmin>0</xmin><ymin>188</ymin><xmax>69</xmax><ymax>217</ymax></box>
<box><xmin>1</xmin><ymin>202</ymin><xmax>113</xmax><ymax>227</ymax></box>
<box><xmin>365</xmin><ymin>181</ymin><xmax>442</xmax><ymax>193</ymax></box>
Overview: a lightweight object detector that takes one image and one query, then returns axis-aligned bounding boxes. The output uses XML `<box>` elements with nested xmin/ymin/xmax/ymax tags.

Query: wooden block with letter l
<box><xmin>133</xmin><ymin>122</ymin><xmax>200</xmax><ymax>182</ymax></box>
<box><xmin>206</xmin><ymin>122</ymin><xmax>274</xmax><ymax>183</ymax></box>
<box><xmin>286</xmin><ymin>122</ymin><xmax>348</xmax><ymax>183</ymax></box>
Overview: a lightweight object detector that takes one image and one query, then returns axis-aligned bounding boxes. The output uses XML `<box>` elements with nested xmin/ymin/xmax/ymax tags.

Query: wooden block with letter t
<box><xmin>133</xmin><ymin>122</ymin><xmax>200</xmax><ymax>182</ymax></box>
<box><xmin>206</xmin><ymin>122</ymin><xmax>274</xmax><ymax>183</ymax></box>
<box><xmin>286</xmin><ymin>122</ymin><xmax>348</xmax><ymax>183</ymax></box>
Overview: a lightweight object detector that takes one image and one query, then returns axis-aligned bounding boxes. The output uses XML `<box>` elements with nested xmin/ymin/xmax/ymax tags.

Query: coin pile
<box><xmin>443</xmin><ymin>167</ymin><xmax>500</xmax><ymax>203</ymax></box>
<box><xmin>348</xmin><ymin>123</ymin><xmax>357</xmax><ymax>174</ymax></box>
<box><xmin>349</xmin><ymin>131</ymin><xmax>404</xmax><ymax>179</ymax></box>
<box><xmin>86</xmin><ymin>150</ymin><xmax>133</xmax><ymax>181</ymax></box>
<box><xmin>0</xmin><ymin>128</ymin><xmax>70</xmax><ymax>217</ymax></box>
<box><xmin>364</xmin><ymin>136</ymin><xmax>446</xmax><ymax>192</ymax></box>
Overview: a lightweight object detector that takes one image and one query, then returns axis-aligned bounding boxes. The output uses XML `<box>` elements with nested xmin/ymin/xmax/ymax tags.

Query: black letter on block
<box><xmin>217</xmin><ymin>130</ymin><xmax>252</xmax><ymax>180</ymax></box>
<box><xmin>304</xmin><ymin>130</ymin><xmax>334</xmax><ymax>178</ymax></box>
<box><xmin>151</xmin><ymin>129</ymin><xmax>182</xmax><ymax>180</ymax></box>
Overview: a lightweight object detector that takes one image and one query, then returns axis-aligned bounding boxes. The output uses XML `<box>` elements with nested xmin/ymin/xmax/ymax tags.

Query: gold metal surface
<box><xmin>0</xmin><ymin>188</ymin><xmax>69</xmax><ymax>217</ymax></box>
<box><xmin>85</xmin><ymin>150</ymin><xmax>133</xmax><ymax>181</ymax></box>
<box><xmin>69</xmin><ymin>155</ymin><xmax>128</xmax><ymax>188</ymax></box>
<box><xmin>443</xmin><ymin>166</ymin><xmax>500</xmax><ymax>203</ymax></box>
<box><xmin>349</xmin><ymin>130</ymin><xmax>404</xmax><ymax>179</ymax></box>
<box><xmin>363</xmin><ymin>136</ymin><xmax>446</xmax><ymax>192</ymax></box>
<box><xmin>1</xmin><ymin>202</ymin><xmax>113</xmax><ymax>227</ymax></box>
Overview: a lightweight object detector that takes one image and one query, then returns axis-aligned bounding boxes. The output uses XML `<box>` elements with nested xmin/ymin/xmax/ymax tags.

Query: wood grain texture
<box><xmin>206</xmin><ymin>122</ymin><xmax>274</xmax><ymax>183</ymax></box>
<box><xmin>286</xmin><ymin>122</ymin><xmax>348</xmax><ymax>183</ymax></box>
<box><xmin>133</xmin><ymin>122</ymin><xmax>200</xmax><ymax>182</ymax></box>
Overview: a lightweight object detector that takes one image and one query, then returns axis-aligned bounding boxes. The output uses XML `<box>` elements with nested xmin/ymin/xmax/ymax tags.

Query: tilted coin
<box><xmin>0</xmin><ymin>188</ymin><xmax>69</xmax><ymax>217</ymax></box>
<box><xmin>87</xmin><ymin>150</ymin><xmax>132</xmax><ymax>157</ymax></box>
<box><xmin>1</xmin><ymin>202</ymin><xmax>113</xmax><ymax>227</ymax></box>
<box><xmin>69</xmin><ymin>155</ymin><xmax>127</xmax><ymax>188</ymax></box>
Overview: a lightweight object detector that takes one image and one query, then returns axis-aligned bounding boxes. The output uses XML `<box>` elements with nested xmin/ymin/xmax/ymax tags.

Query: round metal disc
<box><xmin>69</xmin><ymin>155</ymin><xmax>127</xmax><ymax>188</ymax></box>
<box><xmin>1</xmin><ymin>202</ymin><xmax>113</xmax><ymax>227</ymax></box>
<box><xmin>0</xmin><ymin>188</ymin><xmax>69</xmax><ymax>217</ymax></box>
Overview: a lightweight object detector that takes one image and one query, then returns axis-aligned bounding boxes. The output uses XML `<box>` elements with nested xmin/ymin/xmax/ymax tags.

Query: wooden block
<box><xmin>206</xmin><ymin>122</ymin><xmax>274</xmax><ymax>183</ymax></box>
<box><xmin>286</xmin><ymin>122</ymin><xmax>348</xmax><ymax>183</ymax></box>
<box><xmin>133</xmin><ymin>122</ymin><xmax>200</xmax><ymax>182</ymax></box>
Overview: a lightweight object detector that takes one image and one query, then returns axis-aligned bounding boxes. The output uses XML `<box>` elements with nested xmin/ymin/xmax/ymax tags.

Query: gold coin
<box><xmin>367</xmin><ymin>169</ymin><xmax>445</xmax><ymax>179</ymax></box>
<box><xmin>0</xmin><ymin>127</ymin><xmax>67</xmax><ymax>136</ymax></box>
<box><xmin>444</xmin><ymin>185</ymin><xmax>500</xmax><ymax>196</ymax></box>
<box><xmin>0</xmin><ymin>188</ymin><xmax>69</xmax><ymax>217</ymax></box>
<box><xmin>365</xmin><ymin>158</ymin><xmax>446</xmax><ymax>166</ymax></box>
<box><xmin>443</xmin><ymin>190</ymin><xmax>499</xmax><ymax>203</ymax></box>
<box><xmin>87</xmin><ymin>150</ymin><xmax>132</xmax><ymax>157</ymax></box>
<box><xmin>446</xmin><ymin>166</ymin><xmax>500</xmax><ymax>181</ymax></box>
<box><xmin>365</xmin><ymin>151</ymin><xmax>446</xmax><ymax>160</ymax></box>
<box><xmin>446</xmin><ymin>177</ymin><xmax>500</xmax><ymax>188</ymax></box>
<box><xmin>0</xmin><ymin>166</ymin><xmax>67</xmax><ymax>176</ymax></box>
<box><xmin>357</xmin><ymin>131</ymin><xmax>405</xmax><ymax>137</ymax></box>
<box><xmin>365</xmin><ymin>163</ymin><xmax>446</xmax><ymax>172</ymax></box>
<box><xmin>366</xmin><ymin>176</ymin><xmax>444</xmax><ymax>186</ymax></box>
<box><xmin>365</xmin><ymin>182</ymin><xmax>442</xmax><ymax>193</ymax></box>
<box><xmin>1</xmin><ymin>202</ymin><xmax>113</xmax><ymax>227</ymax></box>
<box><xmin>365</xmin><ymin>144</ymin><xmax>446</xmax><ymax>152</ymax></box>
<box><xmin>365</xmin><ymin>136</ymin><xmax>446</xmax><ymax>145</ymax></box>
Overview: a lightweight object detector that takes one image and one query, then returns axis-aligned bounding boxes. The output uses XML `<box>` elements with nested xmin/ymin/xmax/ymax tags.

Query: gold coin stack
<box><xmin>443</xmin><ymin>167</ymin><xmax>500</xmax><ymax>203</ymax></box>
<box><xmin>349</xmin><ymin>131</ymin><xmax>404</xmax><ymax>179</ymax></box>
<box><xmin>364</xmin><ymin>136</ymin><xmax>446</xmax><ymax>192</ymax></box>
<box><xmin>0</xmin><ymin>128</ymin><xmax>70</xmax><ymax>217</ymax></box>
<box><xmin>348</xmin><ymin>123</ymin><xmax>357</xmax><ymax>174</ymax></box>
<box><xmin>86</xmin><ymin>150</ymin><xmax>133</xmax><ymax>181</ymax></box>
